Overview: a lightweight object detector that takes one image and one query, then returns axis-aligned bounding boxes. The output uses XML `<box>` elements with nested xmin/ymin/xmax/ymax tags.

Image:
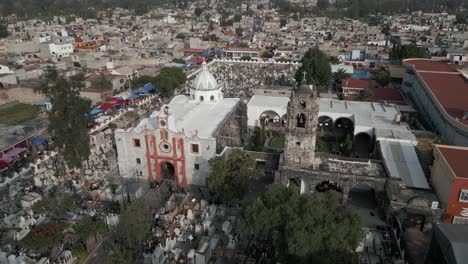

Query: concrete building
<box><xmin>402</xmin><ymin>59</ymin><xmax>468</xmax><ymax>146</ymax></box>
<box><xmin>40</xmin><ymin>42</ymin><xmax>74</xmax><ymax>61</ymax></box>
<box><xmin>431</xmin><ymin>145</ymin><xmax>468</xmax><ymax>224</ymax></box>
<box><xmin>115</xmin><ymin>62</ymin><xmax>247</xmax><ymax>185</ymax></box>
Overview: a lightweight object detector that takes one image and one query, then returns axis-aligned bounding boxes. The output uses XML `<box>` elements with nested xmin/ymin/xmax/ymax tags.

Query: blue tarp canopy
<box><xmin>128</xmin><ymin>92</ymin><xmax>140</xmax><ymax>100</ymax></box>
<box><xmin>31</xmin><ymin>137</ymin><xmax>46</xmax><ymax>147</ymax></box>
<box><xmin>136</xmin><ymin>84</ymin><xmax>156</xmax><ymax>94</ymax></box>
<box><xmin>89</xmin><ymin>108</ymin><xmax>103</xmax><ymax>115</ymax></box>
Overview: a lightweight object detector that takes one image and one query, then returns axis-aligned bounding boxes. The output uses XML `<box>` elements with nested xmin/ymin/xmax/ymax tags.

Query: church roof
<box><xmin>136</xmin><ymin>95</ymin><xmax>240</xmax><ymax>139</ymax></box>
<box><xmin>192</xmin><ymin>61</ymin><xmax>219</xmax><ymax>91</ymax></box>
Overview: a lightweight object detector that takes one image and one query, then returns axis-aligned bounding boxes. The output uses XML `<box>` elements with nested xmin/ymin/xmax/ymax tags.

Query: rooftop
<box><xmin>135</xmin><ymin>95</ymin><xmax>240</xmax><ymax>139</ymax></box>
<box><xmin>418</xmin><ymin>72</ymin><xmax>468</xmax><ymax>126</ymax></box>
<box><xmin>436</xmin><ymin>145</ymin><xmax>468</xmax><ymax>179</ymax></box>
<box><xmin>404</xmin><ymin>59</ymin><xmax>461</xmax><ymax>73</ymax></box>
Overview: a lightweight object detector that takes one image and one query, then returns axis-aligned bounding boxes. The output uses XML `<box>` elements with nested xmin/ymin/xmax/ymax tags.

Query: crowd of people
<box><xmin>185</xmin><ymin>61</ymin><xmax>299</xmax><ymax>98</ymax></box>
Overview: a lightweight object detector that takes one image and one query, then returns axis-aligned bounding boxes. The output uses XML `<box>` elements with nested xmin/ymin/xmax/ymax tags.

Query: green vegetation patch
<box><xmin>270</xmin><ymin>131</ymin><xmax>285</xmax><ymax>149</ymax></box>
<box><xmin>0</xmin><ymin>103</ymin><xmax>40</xmax><ymax>125</ymax></box>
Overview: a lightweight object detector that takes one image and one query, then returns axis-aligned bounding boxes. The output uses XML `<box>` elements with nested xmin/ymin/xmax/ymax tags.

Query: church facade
<box><xmin>115</xmin><ymin>62</ymin><xmax>247</xmax><ymax>186</ymax></box>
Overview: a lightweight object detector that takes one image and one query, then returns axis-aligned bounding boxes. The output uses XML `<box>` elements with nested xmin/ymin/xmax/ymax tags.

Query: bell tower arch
<box><xmin>283</xmin><ymin>80</ymin><xmax>319</xmax><ymax>168</ymax></box>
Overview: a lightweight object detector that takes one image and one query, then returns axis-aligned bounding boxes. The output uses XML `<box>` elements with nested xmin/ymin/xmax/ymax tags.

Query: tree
<box><xmin>112</xmin><ymin>199</ymin><xmax>150</xmax><ymax>263</ymax></box>
<box><xmin>261</xmin><ymin>50</ymin><xmax>273</xmax><ymax>58</ymax></box>
<box><xmin>389</xmin><ymin>43</ymin><xmax>426</xmax><ymax>63</ymax></box>
<box><xmin>240</xmin><ymin>56</ymin><xmax>252</xmax><ymax>61</ymax></box>
<box><xmin>35</xmin><ymin>68</ymin><xmax>91</xmax><ymax>170</ymax></box>
<box><xmin>0</xmin><ymin>23</ymin><xmax>9</xmax><ymax>38</ymax></box>
<box><xmin>194</xmin><ymin>7</ymin><xmax>203</xmax><ymax>19</ymax></box>
<box><xmin>280</xmin><ymin>18</ymin><xmax>287</xmax><ymax>28</ymax></box>
<box><xmin>375</xmin><ymin>72</ymin><xmax>391</xmax><ymax>87</ymax></box>
<box><xmin>240</xmin><ymin>184</ymin><xmax>361</xmax><ymax>262</ymax></box>
<box><xmin>21</xmin><ymin>222</ymin><xmax>68</xmax><ymax>255</ymax></box>
<box><xmin>208</xmin><ymin>149</ymin><xmax>262</xmax><ymax>204</ymax></box>
<box><xmin>74</xmin><ymin>216</ymin><xmax>106</xmax><ymax>248</ymax></box>
<box><xmin>235</xmin><ymin>27</ymin><xmax>243</xmax><ymax>37</ymax></box>
<box><xmin>154</xmin><ymin>67</ymin><xmax>186</xmax><ymax>98</ymax></box>
<box><xmin>295</xmin><ymin>47</ymin><xmax>332</xmax><ymax>89</ymax></box>
<box><xmin>332</xmin><ymin>68</ymin><xmax>350</xmax><ymax>86</ymax></box>
<box><xmin>233</xmin><ymin>14</ymin><xmax>242</xmax><ymax>22</ymax></box>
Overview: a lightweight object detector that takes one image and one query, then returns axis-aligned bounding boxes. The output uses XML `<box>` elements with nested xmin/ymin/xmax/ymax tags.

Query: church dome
<box><xmin>192</xmin><ymin>62</ymin><xmax>219</xmax><ymax>91</ymax></box>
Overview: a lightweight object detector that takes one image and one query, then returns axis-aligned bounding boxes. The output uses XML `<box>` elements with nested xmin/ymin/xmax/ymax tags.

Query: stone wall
<box><xmin>214</xmin><ymin>101</ymin><xmax>248</xmax><ymax>153</ymax></box>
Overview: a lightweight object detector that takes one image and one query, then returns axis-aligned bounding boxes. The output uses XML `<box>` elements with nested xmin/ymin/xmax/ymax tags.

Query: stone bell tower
<box><xmin>283</xmin><ymin>79</ymin><xmax>319</xmax><ymax>169</ymax></box>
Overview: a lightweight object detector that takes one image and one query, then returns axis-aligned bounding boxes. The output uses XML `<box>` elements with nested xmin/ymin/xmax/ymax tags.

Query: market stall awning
<box><xmin>4</xmin><ymin>147</ymin><xmax>28</xmax><ymax>158</ymax></box>
<box><xmin>31</xmin><ymin>137</ymin><xmax>46</xmax><ymax>147</ymax></box>
<box><xmin>136</xmin><ymin>84</ymin><xmax>156</xmax><ymax>94</ymax></box>
<box><xmin>98</xmin><ymin>98</ymin><xmax>125</xmax><ymax>112</ymax></box>
<box><xmin>0</xmin><ymin>159</ymin><xmax>9</xmax><ymax>170</ymax></box>
<box><xmin>89</xmin><ymin>108</ymin><xmax>103</xmax><ymax>116</ymax></box>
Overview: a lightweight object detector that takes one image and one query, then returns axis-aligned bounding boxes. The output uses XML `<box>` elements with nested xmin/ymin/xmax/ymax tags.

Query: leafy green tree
<box><xmin>154</xmin><ymin>67</ymin><xmax>186</xmax><ymax>98</ymax></box>
<box><xmin>240</xmin><ymin>56</ymin><xmax>252</xmax><ymax>61</ymax></box>
<box><xmin>295</xmin><ymin>47</ymin><xmax>332</xmax><ymax>89</ymax></box>
<box><xmin>280</xmin><ymin>18</ymin><xmax>287</xmax><ymax>28</ymax></box>
<box><xmin>112</xmin><ymin>199</ymin><xmax>150</xmax><ymax>263</ymax></box>
<box><xmin>233</xmin><ymin>14</ymin><xmax>242</xmax><ymax>22</ymax></box>
<box><xmin>235</xmin><ymin>27</ymin><xmax>243</xmax><ymax>37</ymax></box>
<box><xmin>0</xmin><ymin>23</ymin><xmax>9</xmax><ymax>38</ymax></box>
<box><xmin>208</xmin><ymin>21</ymin><xmax>215</xmax><ymax>31</ymax></box>
<box><xmin>332</xmin><ymin>68</ymin><xmax>351</xmax><ymax>84</ymax></box>
<box><xmin>208</xmin><ymin>149</ymin><xmax>262</xmax><ymax>204</ymax></box>
<box><xmin>375</xmin><ymin>72</ymin><xmax>391</xmax><ymax>87</ymax></box>
<box><xmin>91</xmin><ymin>73</ymin><xmax>112</xmax><ymax>89</ymax></box>
<box><xmin>240</xmin><ymin>184</ymin><xmax>361</xmax><ymax>262</ymax></box>
<box><xmin>261</xmin><ymin>50</ymin><xmax>273</xmax><ymax>58</ymax></box>
<box><xmin>131</xmin><ymin>75</ymin><xmax>156</xmax><ymax>89</ymax></box>
<box><xmin>35</xmin><ymin>68</ymin><xmax>91</xmax><ymax>170</ymax></box>
<box><xmin>194</xmin><ymin>7</ymin><xmax>203</xmax><ymax>19</ymax></box>
<box><xmin>74</xmin><ymin>216</ymin><xmax>106</xmax><ymax>248</ymax></box>
<box><xmin>390</xmin><ymin>43</ymin><xmax>426</xmax><ymax>63</ymax></box>
<box><xmin>20</xmin><ymin>222</ymin><xmax>68</xmax><ymax>255</ymax></box>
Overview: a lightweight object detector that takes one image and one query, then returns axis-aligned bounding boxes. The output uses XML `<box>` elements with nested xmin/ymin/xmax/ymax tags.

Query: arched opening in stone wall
<box><xmin>352</xmin><ymin>132</ymin><xmax>373</xmax><ymax>158</ymax></box>
<box><xmin>348</xmin><ymin>184</ymin><xmax>384</xmax><ymax>228</ymax></box>
<box><xmin>318</xmin><ymin>115</ymin><xmax>334</xmax><ymax>131</ymax></box>
<box><xmin>260</xmin><ymin>110</ymin><xmax>281</xmax><ymax>127</ymax></box>
<box><xmin>334</xmin><ymin>117</ymin><xmax>354</xmax><ymax>131</ymax></box>
<box><xmin>315</xmin><ymin>180</ymin><xmax>342</xmax><ymax>193</ymax></box>
<box><xmin>297</xmin><ymin>113</ymin><xmax>306</xmax><ymax>128</ymax></box>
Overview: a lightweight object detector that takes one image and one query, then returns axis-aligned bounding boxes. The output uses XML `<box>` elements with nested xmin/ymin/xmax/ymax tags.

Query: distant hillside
<box><xmin>0</xmin><ymin>0</ymin><xmax>171</xmax><ymax>18</ymax></box>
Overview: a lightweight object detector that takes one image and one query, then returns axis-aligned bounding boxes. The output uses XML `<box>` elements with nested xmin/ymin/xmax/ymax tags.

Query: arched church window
<box><xmin>210</xmin><ymin>95</ymin><xmax>215</xmax><ymax>101</ymax></box>
<box><xmin>297</xmin><ymin>113</ymin><xmax>306</xmax><ymax>128</ymax></box>
<box><xmin>300</xmin><ymin>100</ymin><xmax>306</xmax><ymax>109</ymax></box>
<box><xmin>200</xmin><ymin>96</ymin><xmax>204</xmax><ymax>101</ymax></box>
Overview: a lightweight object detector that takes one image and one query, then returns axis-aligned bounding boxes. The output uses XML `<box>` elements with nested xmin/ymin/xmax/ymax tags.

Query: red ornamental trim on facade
<box><xmin>145</xmin><ymin>132</ymin><xmax>187</xmax><ymax>186</ymax></box>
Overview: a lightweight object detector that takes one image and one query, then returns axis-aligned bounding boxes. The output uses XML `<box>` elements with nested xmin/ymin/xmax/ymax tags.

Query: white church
<box><xmin>115</xmin><ymin>62</ymin><xmax>246</xmax><ymax>186</ymax></box>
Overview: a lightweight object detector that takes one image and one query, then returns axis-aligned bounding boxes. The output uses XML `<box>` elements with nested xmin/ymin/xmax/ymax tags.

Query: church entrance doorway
<box><xmin>160</xmin><ymin>162</ymin><xmax>175</xmax><ymax>181</ymax></box>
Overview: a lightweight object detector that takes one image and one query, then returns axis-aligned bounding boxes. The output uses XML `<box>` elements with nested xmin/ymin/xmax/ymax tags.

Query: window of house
<box><xmin>296</xmin><ymin>142</ymin><xmax>301</xmax><ymax>146</ymax></box>
<box><xmin>194</xmin><ymin>164</ymin><xmax>200</xmax><ymax>170</ymax></box>
<box><xmin>133</xmin><ymin>139</ymin><xmax>141</xmax><ymax>147</ymax></box>
<box><xmin>191</xmin><ymin>144</ymin><xmax>199</xmax><ymax>154</ymax></box>
<box><xmin>459</xmin><ymin>190</ymin><xmax>468</xmax><ymax>202</ymax></box>
<box><xmin>453</xmin><ymin>216</ymin><xmax>468</xmax><ymax>224</ymax></box>
<box><xmin>200</xmin><ymin>96</ymin><xmax>204</xmax><ymax>101</ymax></box>
<box><xmin>136</xmin><ymin>158</ymin><xmax>141</xmax><ymax>164</ymax></box>
<box><xmin>210</xmin><ymin>95</ymin><xmax>215</xmax><ymax>101</ymax></box>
